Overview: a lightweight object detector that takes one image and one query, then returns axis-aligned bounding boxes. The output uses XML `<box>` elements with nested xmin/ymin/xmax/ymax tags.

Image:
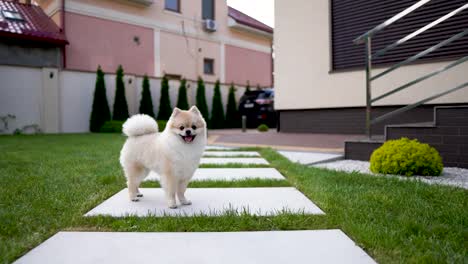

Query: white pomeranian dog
<box><xmin>119</xmin><ymin>106</ymin><xmax>207</xmax><ymax>209</ymax></box>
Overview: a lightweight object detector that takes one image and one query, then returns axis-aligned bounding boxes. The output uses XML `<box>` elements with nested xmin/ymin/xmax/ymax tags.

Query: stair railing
<box><xmin>353</xmin><ymin>0</ymin><xmax>468</xmax><ymax>138</ymax></box>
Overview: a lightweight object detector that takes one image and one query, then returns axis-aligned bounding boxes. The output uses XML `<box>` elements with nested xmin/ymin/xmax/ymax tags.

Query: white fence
<box><xmin>0</xmin><ymin>65</ymin><xmax>247</xmax><ymax>134</ymax></box>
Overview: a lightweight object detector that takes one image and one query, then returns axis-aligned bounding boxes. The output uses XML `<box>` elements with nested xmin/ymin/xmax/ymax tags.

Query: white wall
<box><xmin>0</xmin><ymin>65</ymin><xmax>42</xmax><ymax>133</ymax></box>
<box><xmin>274</xmin><ymin>0</ymin><xmax>468</xmax><ymax>110</ymax></box>
<box><xmin>1</xmin><ymin>65</ymin><xmax>246</xmax><ymax>134</ymax></box>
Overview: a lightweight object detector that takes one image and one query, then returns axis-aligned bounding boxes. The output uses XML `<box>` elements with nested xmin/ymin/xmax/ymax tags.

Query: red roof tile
<box><xmin>228</xmin><ymin>6</ymin><xmax>273</xmax><ymax>34</ymax></box>
<box><xmin>0</xmin><ymin>0</ymin><xmax>67</xmax><ymax>45</ymax></box>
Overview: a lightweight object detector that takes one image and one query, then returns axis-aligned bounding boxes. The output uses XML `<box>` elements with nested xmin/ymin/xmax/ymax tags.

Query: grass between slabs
<box><xmin>0</xmin><ymin>134</ymin><xmax>467</xmax><ymax>263</ymax></box>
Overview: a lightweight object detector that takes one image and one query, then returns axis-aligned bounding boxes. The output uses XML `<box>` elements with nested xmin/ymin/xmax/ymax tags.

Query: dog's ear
<box><xmin>171</xmin><ymin>107</ymin><xmax>182</xmax><ymax>117</ymax></box>
<box><xmin>189</xmin><ymin>106</ymin><xmax>201</xmax><ymax>116</ymax></box>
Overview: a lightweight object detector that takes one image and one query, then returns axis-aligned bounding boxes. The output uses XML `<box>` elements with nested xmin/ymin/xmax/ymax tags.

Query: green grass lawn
<box><xmin>0</xmin><ymin>134</ymin><xmax>467</xmax><ymax>263</ymax></box>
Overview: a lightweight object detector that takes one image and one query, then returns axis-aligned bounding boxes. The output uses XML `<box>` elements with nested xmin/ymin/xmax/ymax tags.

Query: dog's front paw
<box><xmin>167</xmin><ymin>199</ymin><xmax>178</xmax><ymax>209</ymax></box>
<box><xmin>180</xmin><ymin>199</ymin><xmax>192</xmax><ymax>206</ymax></box>
<box><xmin>131</xmin><ymin>198</ymin><xmax>140</xmax><ymax>202</ymax></box>
<box><xmin>137</xmin><ymin>193</ymin><xmax>144</xmax><ymax>197</ymax></box>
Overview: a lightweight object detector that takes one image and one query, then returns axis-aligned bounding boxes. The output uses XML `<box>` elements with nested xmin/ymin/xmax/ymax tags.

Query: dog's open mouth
<box><xmin>180</xmin><ymin>135</ymin><xmax>196</xmax><ymax>143</ymax></box>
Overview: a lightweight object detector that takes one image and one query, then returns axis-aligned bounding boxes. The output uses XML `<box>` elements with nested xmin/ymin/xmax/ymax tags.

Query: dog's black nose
<box><xmin>186</xmin><ymin>130</ymin><xmax>191</xmax><ymax>135</ymax></box>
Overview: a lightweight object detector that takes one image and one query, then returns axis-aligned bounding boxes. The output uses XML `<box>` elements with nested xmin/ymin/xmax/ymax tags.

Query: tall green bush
<box><xmin>225</xmin><ymin>83</ymin><xmax>239</xmax><ymax>128</ymax></box>
<box><xmin>176</xmin><ymin>78</ymin><xmax>189</xmax><ymax>110</ymax></box>
<box><xmin>210</xmin><ymin>80</ymin><xmax>225</xmax><ymax>129</ymax></box>
<box><xmin>139</xmin><ymin>75</ymin><xmax>155</xmax><ymax>117</ymax></box>
<box><xmin>245</xmin><ymin>81</ymin><xmax>251</xmax><ymax>93</ymax></box>
<box><xmin>89</xmin><ymin>66</ymin><xmax>111</xmax><ymax>132</ymax></box>
<box><xmin>112</xmin><ymin>65</ymin><xmax>129</xmax><ymax>120</ymax></box>
<box><xmin>195</xmin><ymin>77</ymin><xmax>209</xmax><ymax>121</ymax></box>
<box><xmin>157</xmin><ymin>75</ymin><xmax>172</xmax><ymax>120</ymax></box>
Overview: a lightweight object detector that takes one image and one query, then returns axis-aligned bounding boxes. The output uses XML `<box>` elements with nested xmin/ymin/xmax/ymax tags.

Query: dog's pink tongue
<box><xmin>184</xmin><ymin>136</ymin><xmax>194</xmax><ymax>143</ymax></box>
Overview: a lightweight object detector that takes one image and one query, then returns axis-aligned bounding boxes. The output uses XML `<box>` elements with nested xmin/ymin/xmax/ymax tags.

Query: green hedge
<box><xmin>99</xmin><ymin>120</ymin><xmax>124</xmax><ymax>133</ymax></box>
<box><xmin>370</xmin><ymin>137</ymin><xmax>443</xmax><ymax>176</ymax></box>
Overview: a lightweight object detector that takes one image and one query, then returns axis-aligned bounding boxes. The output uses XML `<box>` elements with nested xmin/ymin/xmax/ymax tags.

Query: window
<box><xmin>203</xmin><ymin>58</ymin><xmax>214</xmax><ymax>75</ymax></box>
<box><xmin>165</xmin><ymin>0</ymin><xmax>180</xmax><ymax>13</ymax></box>
<box><xmin>331</xmin><ymin>0</ymin><xmax>468</xmax><ymax>70</ymax></box>
<box><xmin>2</xmin><ymin>10</ymin><xmax>23</xmax><ymax>21</ymax></box>
<box><xmin>202</xmin><ymin>0</ymin><xmax>215</xmax><ymax>20</ymax></box>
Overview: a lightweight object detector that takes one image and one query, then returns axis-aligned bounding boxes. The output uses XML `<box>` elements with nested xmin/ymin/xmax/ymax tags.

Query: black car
<box><xmin>238</xmin><ymin>89</ymin><xmax>276</xmax><ymax>128</ymax></box>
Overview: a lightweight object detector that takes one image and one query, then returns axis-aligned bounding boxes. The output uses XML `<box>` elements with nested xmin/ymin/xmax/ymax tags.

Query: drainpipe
<box><xmin>60</xmin><ymin>0</ymin><xmax>66</xmax><ymax>68</ymax></box>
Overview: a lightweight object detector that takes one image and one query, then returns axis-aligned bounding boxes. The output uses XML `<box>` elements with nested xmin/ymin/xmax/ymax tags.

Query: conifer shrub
<box><xmin>210</xmin><ymin>80</ymin><xmax>225</xmax><ymax>129</ymax></box>
<box><xmin>195</xmin><ymin>77</ymin><xmax>209</xmax><ymax>121</ymax></box>
<box><xmin>89</xmin><ymin>66</ymin><xmax>111</xmax><ymax>132</ymax></box>
<box><xmin>139</xmin><ymin>75</ymin><xmax>155</xmax><ymax>117</ymax></box>
<box><xmin>157</xmin><ymin>75</ymin><xmax>172</xmax><ymax>120</ymax></box>
<box><xmin>176</xmin><ymin>78</ymin><xmax>189</xmax><ymax>110</ymax></box>
<box><xmin>225</xmin><ymin>83</ymin><xmax>239</xmax><ymax>128</ymax></box>
<box><xmin>112</xmin><ymin>65</ymin><xmax>129</xmax><ymax>121</ymax></box>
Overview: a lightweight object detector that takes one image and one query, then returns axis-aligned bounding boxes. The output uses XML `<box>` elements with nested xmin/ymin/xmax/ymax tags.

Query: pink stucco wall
<box><xmin>65</xmin><ymin>12</ymin><xmax>154</xmax><ymax>75</ymax></box>
<box><xmin>225</xmin><ymin>44</ymin><xmax>272</xmax><ymax>87</ymax></box>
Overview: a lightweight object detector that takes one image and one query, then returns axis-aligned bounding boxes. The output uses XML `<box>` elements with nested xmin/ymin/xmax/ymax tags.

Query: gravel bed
<box><xmin>313</xmin><ymin>160</ymin><xmax>468</xmax><ymax>190</ymax></box>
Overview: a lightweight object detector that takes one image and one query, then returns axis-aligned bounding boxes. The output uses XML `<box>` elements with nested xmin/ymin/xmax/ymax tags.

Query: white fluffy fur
<box><xmin>119</xmin><ymin>107</ymin><xmax>207</xmax><ymax>208</ymax></box>
<box><xmin>122</xmin><ymin>114</ymin><xmax>159</xmax><ymax>137</ymax></box>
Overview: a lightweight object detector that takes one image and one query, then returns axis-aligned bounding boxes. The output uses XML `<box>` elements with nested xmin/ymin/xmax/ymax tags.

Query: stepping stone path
<box><xmin>146</xmin><ymin>168</ymin><xmax>285</xmax><ymax>181</ymax></box>
<box><xmin>203</xmin><ymin>151</ymin><xmax>260</xmax><ymax>157</ymax></box>
<box><xmin>15</xmin><ymin>230</ymin><xmax>376</xmax><ymax>264</ymax></box>
<box><xmin>85</xmin><ymin>187</ymin><xmax>324</xmax><ymax>217</ymax></box>
<box><xmin>15</xmin><ymin>147</ymin><xmax>376</xmax><ymax>263</ymax></box>
<box><xmin>205</xmin><ymin>145</ymin><xmax>235</xmax><ymax>150</ymax></box>
<box><xmin>201</xmin><ymin>157</ymin><xmax>269</xmax><ymax>165</ymax></box>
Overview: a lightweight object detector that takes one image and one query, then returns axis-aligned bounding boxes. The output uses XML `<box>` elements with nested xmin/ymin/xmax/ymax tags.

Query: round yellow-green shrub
<box><xmin>370</xmin><ymin>137</ymin><xmax>443</xmax><ymax>176</ymax></box>
<box><xmin>257</xmin><ymin>124</ymin><xmax>269</xmax><ymax>132</ymax></box>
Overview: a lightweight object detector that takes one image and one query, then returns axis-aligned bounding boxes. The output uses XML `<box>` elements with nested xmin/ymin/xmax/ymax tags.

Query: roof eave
<box><xmin>228</xmin><ymin>17</ymin><xmax>273</xmax><ymax>38</ymax></box>
<box><xmin>0</xmin><ymin>31</ymin><xmax>69</xmax><ymax>46</ymax></box>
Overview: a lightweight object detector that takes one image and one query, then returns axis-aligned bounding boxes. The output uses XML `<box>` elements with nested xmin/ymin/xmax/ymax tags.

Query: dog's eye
<box><xmin>179</xmin><ymin>126</ymin><xmax>184</xmax><ymax>130</ymax></box>
<box><xmin>192</xmin><ymin>125</ymin><xmax>197</xmax><ymax>130</ymax></box>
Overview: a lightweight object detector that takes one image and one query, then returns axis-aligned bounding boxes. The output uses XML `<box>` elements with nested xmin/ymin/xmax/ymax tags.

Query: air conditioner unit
<box><xmin>203</xmin><ymin>19</ymin><xmax>217</xmax><ymax>32</ymax></box>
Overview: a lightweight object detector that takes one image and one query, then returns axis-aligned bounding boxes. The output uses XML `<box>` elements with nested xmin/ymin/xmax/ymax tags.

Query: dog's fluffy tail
<box><xmin>122</xmin><ymin>114</ymin><xmax>159</xmax><ymax>137</ymax></box>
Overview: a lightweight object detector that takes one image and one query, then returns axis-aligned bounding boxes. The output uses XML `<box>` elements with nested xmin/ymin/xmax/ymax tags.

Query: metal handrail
<box><xmin>372</xmin><ymin>55</ymin><xmax>468</xmax><ymax>103</ymax></box>
<box><xmin>354</xmin><ymin>1</ymin><xmax>468</xmax><ymax>137</ymax></box>
<box><xmin>354</xmin><ymin>0</ymin><xmax>431</xmax><ymax>44</ymax></box>
<box><xmin>371</xmin><ymin>82</ymin><xmax>468</xmax><ymax>125</ymax></box>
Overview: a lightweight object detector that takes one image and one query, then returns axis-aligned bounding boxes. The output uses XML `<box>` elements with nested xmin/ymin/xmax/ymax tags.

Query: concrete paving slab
<box><xmin>201</xmin><ymin>158</ymin><xmax>269</xmax><ymax>165</ymax></box>
<box><xmin>279</xmin><ymin>151</ymin><xmax>343</xmax><ymax>165</ymax></box>
<box><xmin>145</xmin><ymin>168</ymin><xmax>285</xmax><ymax>181</ymax></box>
<box><xmin>203</xmin><ymin>151</ymin><xmax>260</xmax><ymax>157</ymax></box>
<box><xmin>84</xmin><ymin>187</ymin><xmax>324</xmax><ymax>217</ymax></box>
<box><xmin>205</xmin><ymin>146</ymin><xmax>236</xmax><ymax>150</ymax></box>
<box><xmin>14</xmin><ymin>230</ymin><xmax>376</xmax><ymax>264</ymax></box>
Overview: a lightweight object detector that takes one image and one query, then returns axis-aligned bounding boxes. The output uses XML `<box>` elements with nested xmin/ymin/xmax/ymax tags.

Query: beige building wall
<box><xmin>274</xmin><ymin>0</ymin><xmax>468</xmax><ymax>110</ymax></box>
